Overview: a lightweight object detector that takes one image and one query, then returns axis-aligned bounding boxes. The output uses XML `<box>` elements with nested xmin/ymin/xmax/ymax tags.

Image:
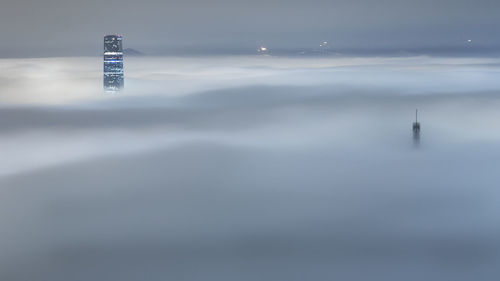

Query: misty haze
<box><xmin>0</xmin><ymin>54</ymin><xmax>500</xmax><ymax>281</ymax></box>
<box><xmin>4</xmin><ymin>0</ymin><xmax>500</xmax><ymax>278</ymax></box>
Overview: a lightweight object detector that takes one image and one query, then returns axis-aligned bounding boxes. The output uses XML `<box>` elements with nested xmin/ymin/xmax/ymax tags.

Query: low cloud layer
<box><xmin>1</xmin><ymin>56</ymin><xmax>500</xmax><ymax>281</ymax></box>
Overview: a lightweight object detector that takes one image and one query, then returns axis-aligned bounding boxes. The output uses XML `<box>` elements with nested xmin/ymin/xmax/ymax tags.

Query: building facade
<box><xmin>103</xmin><ymin>35</ymin><xmax>124</xmax><ymax>92</ymax></box>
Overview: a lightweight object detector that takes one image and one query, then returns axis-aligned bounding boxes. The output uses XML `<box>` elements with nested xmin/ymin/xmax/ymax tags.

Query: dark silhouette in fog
<box><xmin>413</xmin><ymin>109</ymin><xmax>421</xmax><ymax>145</ymax></box>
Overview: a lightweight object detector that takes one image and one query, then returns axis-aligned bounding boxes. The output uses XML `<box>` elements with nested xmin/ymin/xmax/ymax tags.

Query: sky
<box><xmin>2</xmin><ymin>0</ymin><xmax>500</xmax><ymax>56</ymax></box>
<box><xmin>1</xmin><ymin>56</ymin><xmax>500</xmax><ymax>280</ymax></box>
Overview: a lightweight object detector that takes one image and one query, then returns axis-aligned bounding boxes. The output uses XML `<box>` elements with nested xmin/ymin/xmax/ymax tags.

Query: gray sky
<box><xmin>1</xmin><ymin>0</ymin><xmax>500</xmax><ymax>56</ymax></box>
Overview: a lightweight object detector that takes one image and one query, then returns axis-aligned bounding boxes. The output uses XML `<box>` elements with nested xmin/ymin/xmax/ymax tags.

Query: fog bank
<box><xmin>1</xmin><ymin>56</ymin><xmax>500</xmax><ymax>281</ymax></box>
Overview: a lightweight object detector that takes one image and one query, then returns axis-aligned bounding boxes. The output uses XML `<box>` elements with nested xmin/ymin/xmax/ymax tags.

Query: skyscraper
<box><xmin>103</xmin><ymin>35</ymin><xmax>124</xmax><ymax>92</ymax></box>
<box><xmin>413</xmin><ymin>109</ymin><xmax>421</xmax><ymax>144</ymax></box>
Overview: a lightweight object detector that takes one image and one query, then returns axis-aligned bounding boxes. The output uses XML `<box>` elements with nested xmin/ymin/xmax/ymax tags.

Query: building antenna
<box><xmin>415</xmin><ymin>109</ymin><xmax>418</xmax><ymax>123</ymax></box>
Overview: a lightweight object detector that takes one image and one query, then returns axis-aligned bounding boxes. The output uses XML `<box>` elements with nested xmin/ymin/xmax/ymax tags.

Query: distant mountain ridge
<box><xmin>124</xmin><ymin>48</ymin><xmax>144</xmax><ymax>56</ymax></box>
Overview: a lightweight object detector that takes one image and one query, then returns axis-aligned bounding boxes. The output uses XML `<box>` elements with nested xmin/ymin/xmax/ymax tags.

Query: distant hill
<box><xmin>124</xmin><ymin>48</ymin><xmax>144</xmax><ymax>56</ymax></box>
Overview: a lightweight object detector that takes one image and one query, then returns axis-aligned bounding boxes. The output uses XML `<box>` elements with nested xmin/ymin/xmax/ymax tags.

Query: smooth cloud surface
<box><xmin>1</xmin><ymin>56</ymin><xmax>500</xmax><ymax>281</ymax></box>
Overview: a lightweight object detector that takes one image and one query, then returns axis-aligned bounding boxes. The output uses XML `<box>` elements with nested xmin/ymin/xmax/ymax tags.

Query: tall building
<box><xmin>413</xmin><ymin>109</ymin><xmax>421</xmax><ymax>143</ymax></box>
<box><xmin>103</xmin><ymin>35</ymin><xmax>124</xmax><ymax>92</ymax></box>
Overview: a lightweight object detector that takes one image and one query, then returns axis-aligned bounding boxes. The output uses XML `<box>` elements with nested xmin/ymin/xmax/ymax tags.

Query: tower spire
<box><xmin>413</xmin><ymin>109</ymin><xmax>421</xmax><ymax>143</ymax></box>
